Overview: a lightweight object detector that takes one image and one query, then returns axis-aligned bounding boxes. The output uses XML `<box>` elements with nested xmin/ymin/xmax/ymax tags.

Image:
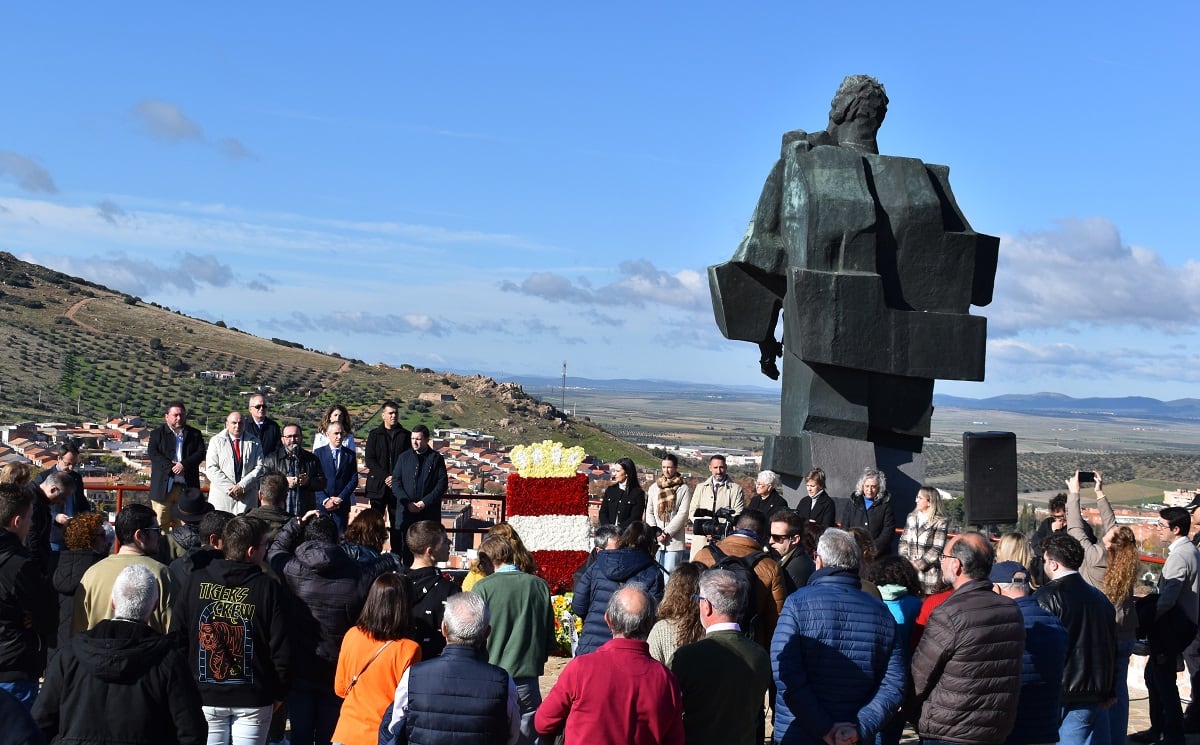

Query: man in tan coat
<box><xmin>695</xmin><ymin>508</ymin><xmax>786</xmax><ymax>647</ymax></box>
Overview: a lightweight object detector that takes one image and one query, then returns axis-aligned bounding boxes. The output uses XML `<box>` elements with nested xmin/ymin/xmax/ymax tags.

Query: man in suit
<box><xmin>260</xmin><ymin>423</ymin><xmax>325</xmax><ymax>517</ymax></box>
<box><xmin>147</xmin><ymin>401</ymin><xmax>204</xmax><ymax>530</ymax></box>
<box><xmin>34</xmin><ymin>442</ymin><xmax>89</xmax><ymax>520</ymax></box>
<box><xmin>205</xmin><ymin>411</ymin><xmax>263</xmax><ymax>514</ymax></box>
<box><xmin>314</xmin><ymin>420</ymin><xmax>357</xmax><ymax>531</ymax></box>
<box><xmin>391</xmin><ymin>425</ymin><xmax>446</xmax><ymax>565</ymax></box>
<box><xmin>244</xmin><ymin>393</ymin><xmax>282</xmax><ymax>457</ymax></box>
<box><xmin>688</xmin><ymin>454</ymin><xmax>746</xmax><ymax>559</ymax></box>
<box><xmin>670</xmin><ymin>568</ymin><xmax>772</xmax><ymax>745</ymax></box>
<box><xmin>364</xmin><ymin>401</ymin><xmax>410</xmax><ymax>550</ymax></box>
<box><xmin>1133</xmin><ymin>507</ymin><xmax>1200</xmax><ymax>745</ymax></box>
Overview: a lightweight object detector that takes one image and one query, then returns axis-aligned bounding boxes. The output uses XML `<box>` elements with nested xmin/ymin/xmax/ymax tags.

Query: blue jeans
<box><xmin>0</xmin><ymin>680</ymin><xmax>38</xmax><ymax>711</ymax></box>
<box><xmin>287</xmin><ymin>684</ymin><xmax>343</xmax><ymax>745</ymax></box>
<box><xmin>513</xmin><ymin>677</ymin><xmax>541</xmax><ymax>745</ymax></box>
<box><xmin>203</xmin><ymin>704</ymin><xmax>274</xmax><ymax>745</ymax></box>
<box><xmin>1060</xmin><ymin>702</ymin><xmax>1110</xmax><ymax>745</ymax></box>
<box><xmin>656</xmin><ymin>549</ymin><xmax>684</xmax><ymax>573</ymax></box>
<box><xmin>1108</xmin><ymin>638</ymin><xmax>1134</xmax><ymax>745</ymax></box>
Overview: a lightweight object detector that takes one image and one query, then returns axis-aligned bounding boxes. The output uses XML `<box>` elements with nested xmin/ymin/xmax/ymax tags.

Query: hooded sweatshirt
<box><xmin>34</xmin><ymin>619</ymin><xmax>207</xmax><ymax>744</ymax></box>
<box><xmin>170</xmin><ymin>557</ymin><xmax>290</xmax><ymax>707</ymax></box>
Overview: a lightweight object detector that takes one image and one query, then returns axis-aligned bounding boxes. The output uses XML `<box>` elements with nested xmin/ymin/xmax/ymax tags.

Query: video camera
<box><xmin>693</xmin><ymin>507</ymin><xmax>736</xmax><ymax>540</ymax></box>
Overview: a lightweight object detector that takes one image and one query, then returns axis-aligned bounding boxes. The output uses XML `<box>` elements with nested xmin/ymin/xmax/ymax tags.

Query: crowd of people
<box><xmin>0</xmin><ymin>405</ymin><xmax>1196</xmax><ymax>745</ymax></box>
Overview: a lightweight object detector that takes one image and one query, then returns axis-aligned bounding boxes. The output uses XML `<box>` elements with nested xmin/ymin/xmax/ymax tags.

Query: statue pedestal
<box><xmin>764</xmin><ymin>432</ymin><xmax>923</xmax><ymax>533</ymax></box>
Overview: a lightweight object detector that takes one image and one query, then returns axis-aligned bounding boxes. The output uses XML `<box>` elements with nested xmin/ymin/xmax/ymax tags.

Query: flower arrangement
<box><xmin>534</xmin><ymin>550</ymin><xmax>588</xmax><ymax>595</ymax></box>
<box><xmin>505</xmin><ymin>440</ymin><xmax>590</xmax><ymax>598</ymax></box>
<box><xmin>509</xmin><ymin>440</ymin><xmax>586</xmax><ymax>478</ymax></box>
<box><xmin>506</xmin><ymin>473</ymin><xmax>588</xmax><ymax>516</ymax></box>
<box><xmin>551</xmin><ymin>593</ymin><xmax>582</xmax><ymax>657</ymax></box>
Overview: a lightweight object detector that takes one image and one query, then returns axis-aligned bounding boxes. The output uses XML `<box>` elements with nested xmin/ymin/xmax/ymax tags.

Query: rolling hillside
<box><xmin>0</xmin><ymin>252</ymin><xmax>651</xmax><ymax>463</ymax></box>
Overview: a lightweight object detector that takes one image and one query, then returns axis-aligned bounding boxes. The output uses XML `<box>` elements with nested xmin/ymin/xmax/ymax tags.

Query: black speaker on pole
<box><xmin>963</xmin><ymin>431</ymin><xmax>1017</xmax><ymax>525</ymax></box>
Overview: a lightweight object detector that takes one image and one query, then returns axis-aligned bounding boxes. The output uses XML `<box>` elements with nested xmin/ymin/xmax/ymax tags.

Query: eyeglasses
<box><xmin>769</xmin><ymin>534</ymin><xmax>795</xmax><ymax>542</ymax></box>
<box><xmin>281</xmin><ymin>434</ymin><xmax>300</xmax><ymax>439</ymax></box>
<box><xmin>250</xmin><ymin>404</ymin><xmax>265</xmax><ymax>410</ymax></box>
<box><xmin>940</xmin><ymin>553</ymin><xmax>959</xmax><ymax>561</ymax></box>
<box><xmin>691</xmin><ymin>594</ymin><xmax>709</xmax><ymax>604</ymax></box>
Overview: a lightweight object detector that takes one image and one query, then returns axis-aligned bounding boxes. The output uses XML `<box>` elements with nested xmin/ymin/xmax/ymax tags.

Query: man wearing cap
<box><xmin>991</xmin><ymin>560</ymin><xmax>1069</xmax><ymax>745</ymax></box>
<box><xmin>161</xmin><ymin>487</ymin><xmax>214</xmax><ymax>562</ymax></box>
<box><xmin>148</xmin><ymin>401</ymin><xmax>204</xmax><ymax>531</ymax></box>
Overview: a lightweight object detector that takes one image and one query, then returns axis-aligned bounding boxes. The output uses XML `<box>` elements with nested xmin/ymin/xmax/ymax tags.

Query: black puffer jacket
<box><xmin>33</xmin><ymin>619</ymin><xmax>206</xmax><ymax>744</ymax></box>
<box><xmin>911</xmin><ymin>579</ymin><xmax>1025</xmax><ymax>744</ymax></box>
<box><xmin>1035</xmin><ymin>572</ymin><xmax>1117</xmax><ymax>703</ymax></box>
<box><xmin>269</xmin><ymin>518</ymin><xmax>371</xmax><ymax>686</ymax></box>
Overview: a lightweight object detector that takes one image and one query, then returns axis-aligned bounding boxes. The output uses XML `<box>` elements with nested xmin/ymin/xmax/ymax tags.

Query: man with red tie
<box><xmin>205</xmin><ymin>411</ymin><xmax>263</xmax><ymax>514</ymax></box>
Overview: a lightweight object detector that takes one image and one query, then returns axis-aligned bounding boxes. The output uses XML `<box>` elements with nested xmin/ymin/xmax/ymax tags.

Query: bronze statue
<box><xmin>709</xmin><ymin>75</ymin><xmax>998</xmax><ymax>476</ymax></box>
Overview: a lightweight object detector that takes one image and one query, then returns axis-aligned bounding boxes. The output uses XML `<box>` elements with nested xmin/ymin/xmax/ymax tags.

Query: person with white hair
<box><xmin>842</xmin><ymin>466</ymin><xmax>896</xmax><ymax>557</ymax></box>
<box><xmin>33</xmin><ymin>563</ymin><xmax>206</xmax><ymax>744</ymax></box>
<box><xmin>382</xmin><ymin>592</ymin><xmax>521</xmax><ymax>745</ymax></box>
<box><xmin>747</xmin><ymin>469</ymin><xmax>787</xmax><ymax>518</ymax></box>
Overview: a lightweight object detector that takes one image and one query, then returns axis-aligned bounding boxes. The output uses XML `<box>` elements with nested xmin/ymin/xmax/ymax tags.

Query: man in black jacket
<box><xmin>173</xmin><ymin>515</ymin><xmax>289</xmax><ymax>745</ymax></box>
<box><xmin>364</xmin><ymin>401</ymin><xmax>410</xmax><ymax>551</ymax></box>
<box><xmin>0</xmin><ymin>483</ymin><xmax>57</xmax><ymax>710</ymax></box>
<box><xmin>1035</xmin><ymin>533</ymin><xmax>1117</xmax><ymax>745</ymax></box>
<box><xmin>147</xmin><ymin>401</ymin><xmax>205</xmax><ymax>531</ymax></box>
<box><xmin>260</xmin><ymin>424</ymin><xmax>325</xmax><ymax>517</ymax></box>
<box><xmin>34</xmin><ymin>563</ymin><xmax>206</xmax><ymax>744</ymax></box>
<box><xmin>391</xmin><ymin>425</ymin><xmax>447</xmax><ymax>565</ymax></box>
<box><xmin>245</xmin><ymin>393</ymin><xmax>282</xmax><ymax>457</ymax></box>
<box><xmin>402</xmin><ymin>520</ymin><xmax>460</xmax><ymax>659</ymax></box>
<box><xmin>25</xmin><ymin>471</ymin><xmax>74</xmax><ymax>575</ymax></box>
<box><xmin>33</xmin><ymin>441</ymin><xmax>89</xmax><ymax>520</ymax></box>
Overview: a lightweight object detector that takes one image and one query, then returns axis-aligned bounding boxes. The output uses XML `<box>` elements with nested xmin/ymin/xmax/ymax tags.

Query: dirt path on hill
<box><xmin>64</xmin><ymin>298</ymin><xmax>100</xmax><ymax>333</ymax></box>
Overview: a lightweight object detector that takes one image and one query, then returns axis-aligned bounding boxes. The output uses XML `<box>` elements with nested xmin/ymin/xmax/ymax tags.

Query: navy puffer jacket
<box><xmin>571</xmin><ymin>548</ymin><xmax>664</xmax><ymax>655</ymax></box>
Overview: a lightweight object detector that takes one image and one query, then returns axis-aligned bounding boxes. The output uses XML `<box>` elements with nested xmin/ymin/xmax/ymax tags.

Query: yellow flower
<box><xmin>510</xmin><ymin>440</ymin><xmax>585</xmax><ymax>478</ymax></box>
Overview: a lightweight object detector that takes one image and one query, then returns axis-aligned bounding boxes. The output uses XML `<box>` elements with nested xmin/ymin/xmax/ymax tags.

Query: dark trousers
<box><xmin>1147</xmin><ymin>608</ymin><xmax>1197</xmax><ymax>741</ymax></box>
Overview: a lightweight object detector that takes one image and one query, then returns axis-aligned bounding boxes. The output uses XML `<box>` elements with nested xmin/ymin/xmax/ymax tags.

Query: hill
<box><xmin>0</xmin><ymin>252</ymin><xmax>651</xmax><ymax>463</ymax></box>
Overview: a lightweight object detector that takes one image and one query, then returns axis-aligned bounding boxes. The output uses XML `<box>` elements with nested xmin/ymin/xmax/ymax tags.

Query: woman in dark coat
<box><xmin>598</xmin><ymin>458</ymin><xmax>646</xmax><ymax>532</ymax></box>
<box><xmin>842</xmin><ymin>466</ymin><xmax>896</xmax><ymax>557</ymax></box>
<box><xmin>51</xmin><ymin>513</ymin><xmax>110</xmax><ymax>648</ymax></box>
<box><xmin>572</xmin><ymin>522</ymin><xmax>664</xmax><ymax>655</ymax></box>
<box><xmin>747</xmin><ymin>470</ymin><xmax>788</xmax><ymax>517</ymax></box>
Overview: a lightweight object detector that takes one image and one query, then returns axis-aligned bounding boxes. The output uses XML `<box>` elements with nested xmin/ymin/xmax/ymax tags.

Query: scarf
<box><xmin>656</xmin><ymin>474</ymin><xmax>685</xmax><ymax>522</ymax></box>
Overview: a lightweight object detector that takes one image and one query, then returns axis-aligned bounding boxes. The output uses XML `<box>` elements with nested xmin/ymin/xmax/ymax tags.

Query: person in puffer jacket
<box><xmin>269</xmin><ymin>512</ymin><xmax>372</xmax><ymax>745</ymax></box>
<box><xmin>772</xmin><ymin>527</ymin><xmax>905</xmax><ymax>745</ymax></box>
<box><xmin>572</xmin><ymin>521</ymin><xmax>664</xmax><ymax>655</ymax></box>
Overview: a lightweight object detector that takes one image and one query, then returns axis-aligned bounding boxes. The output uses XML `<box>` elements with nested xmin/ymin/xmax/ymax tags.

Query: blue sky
<box><xmin>2</xmin><ymin>4</ymin><xmax>1198</xmax><ymax>400</ymax></box>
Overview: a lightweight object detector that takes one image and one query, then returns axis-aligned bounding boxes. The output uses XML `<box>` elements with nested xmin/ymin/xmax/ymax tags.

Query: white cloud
<box><xmin>988</xmin><ymin>217</ymin><xmax>1200</xmax><ymax>336</ymax></box>
<box><xmin>0</xmin><ymin>151</ymin><xmax>58</xmax><ymax>194</ymax></box>
<box><xmin>499</xmin><ymin>259</ymin><xmax>709</xmax><ymax>311</ymax></box>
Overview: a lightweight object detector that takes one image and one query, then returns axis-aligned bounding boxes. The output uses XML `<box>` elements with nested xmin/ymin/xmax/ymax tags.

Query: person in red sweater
<box><xmin>535</xmin><ymin>585</ymin><xmax>684</xmax><ymax>745</ymax></box>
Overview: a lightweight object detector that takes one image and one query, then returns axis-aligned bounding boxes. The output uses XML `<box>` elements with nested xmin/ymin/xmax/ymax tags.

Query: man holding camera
<box><xmin>688</xmin><ymin>455</ymin><xmax>745</xmax><ymax>559</ymax></box>
<box><xmin>695</xmin><ymin>508</ymin><xmax>786</xmax><ymax>647</ymax></box>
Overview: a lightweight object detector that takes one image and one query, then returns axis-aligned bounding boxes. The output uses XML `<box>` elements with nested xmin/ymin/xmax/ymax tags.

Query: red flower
<box><xmin>533</xmin><ymin>550</ymin><xmax>589</xmax><ymax>594</ymax></box>
<box><xmin>507</xmin><ymin>474</ymin><xmax>588</xmax><ymax>517</ymax></box>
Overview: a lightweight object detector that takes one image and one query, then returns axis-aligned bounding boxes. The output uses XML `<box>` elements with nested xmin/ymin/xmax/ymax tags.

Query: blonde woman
<box><xmin>898</xmin><ymin>487</ymin><xmax>949</xmax><ymax>596</ymax></box>
<box><xmin>995</xmin><ymin>532</ymin><xmax>1038</xmax><ymax>590</ymax></box>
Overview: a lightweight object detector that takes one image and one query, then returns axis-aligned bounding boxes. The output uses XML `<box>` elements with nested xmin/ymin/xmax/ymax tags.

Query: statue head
<box><xmin>827</xmin><ymin>75</ymin><xmax>888</xmax><ymax>152</ymax></box>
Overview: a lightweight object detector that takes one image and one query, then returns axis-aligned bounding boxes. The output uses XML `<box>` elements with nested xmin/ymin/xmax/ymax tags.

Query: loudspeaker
<box><xmin>963</xmin><ymin>431</ymin><xmax>1017</xmax><ymax>525</ymax></box>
